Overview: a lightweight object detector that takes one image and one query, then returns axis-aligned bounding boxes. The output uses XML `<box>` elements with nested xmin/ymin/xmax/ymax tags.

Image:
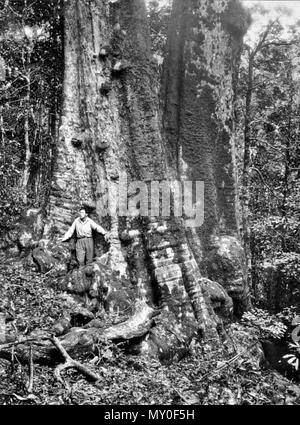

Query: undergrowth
<box><xmin>0</xmin><ymin>258</ymin><xmax>300</xmax><ymax>405</ymax></box>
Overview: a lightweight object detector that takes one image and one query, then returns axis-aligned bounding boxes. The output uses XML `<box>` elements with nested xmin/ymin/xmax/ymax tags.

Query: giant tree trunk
<box><xmin>9</xmin><ymin>0</ymin><xmax>250</xmax><ymax>361</ymax></box>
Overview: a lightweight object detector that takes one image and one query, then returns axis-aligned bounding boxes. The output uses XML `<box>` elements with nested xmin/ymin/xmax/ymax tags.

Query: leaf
<box><xmin>289</xmin><ymin>342</ymin><xmax>300</xmax><ymax>350</ymax></box>
<box><xmin>286</xmin><ymin>356</ymin><xmax>297</xmax><ymax>366</ymax></box>
<box><xmin>283</xmin><ymin>354</ymin><xmax>295</xmax><ymax>360</ymax></box>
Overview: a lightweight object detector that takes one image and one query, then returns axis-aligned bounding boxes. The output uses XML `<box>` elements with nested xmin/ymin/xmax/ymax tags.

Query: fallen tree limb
<box><xmin>51</xmin><ymin>336</ymin><xmax>100</xmax><ymax>390</ymax></box>
<box><xmin>0</xmin><ymin>337</ymin><xmax>50</xmax><ymax>351</ymax></box>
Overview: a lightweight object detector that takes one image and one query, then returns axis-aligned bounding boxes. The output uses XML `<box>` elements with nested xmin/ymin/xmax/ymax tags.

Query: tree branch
<box><xmin>251</xmin><ymin>167</ymin><xmax>282</xmax><ymax>200</ymax></box>
<box><xmin>50</xmin><ymin>336</ymin><xmax>100</xmax><ymax>390</ymax></box>
<box><xmin>251</xmin><ymin>20</ymin><xmax>277</xmax><ymax>58</ymax></box>
<box><xmin>261</xmin><ymin>40</ymin><xmax>295</xmax><ymax>49</ymax></box>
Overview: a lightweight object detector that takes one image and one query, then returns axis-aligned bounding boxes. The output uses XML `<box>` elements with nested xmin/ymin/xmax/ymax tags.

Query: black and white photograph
<box><xmin>0</xmin><ymin>0</ymin><xmax>299</xmax><ymax>411</ymax></box>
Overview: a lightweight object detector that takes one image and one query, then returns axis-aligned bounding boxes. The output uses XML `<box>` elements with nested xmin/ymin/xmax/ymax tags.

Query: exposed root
<box><xmin>102</xmin><ymin>301</ymin><xmax>159</xmax><ymax>340</ymax></box>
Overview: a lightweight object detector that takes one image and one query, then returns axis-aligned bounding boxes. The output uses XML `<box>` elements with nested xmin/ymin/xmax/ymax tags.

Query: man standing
<box><xmin>60</xmin><ymin>207</ymin><xmax>110</xmax><ymax>266</ymax></box>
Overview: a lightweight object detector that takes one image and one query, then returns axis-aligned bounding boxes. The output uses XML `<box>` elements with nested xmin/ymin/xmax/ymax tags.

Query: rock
<box><xmin>32</xmin><ymin>247</ymin><xmax>57</xmax><ymax>273</ymax></box>
<box><xmin>55</xmin><ymin>258</ymin><xmax>136</xmax><ymax>316</ymax></box>
<box><xmin>206</xmin><ymin>236</ymin><xmax>249</xmax><ymax>316</ymax></box>
<box><xmin>32</xmin><ymin>239</ymin><xmax>71</xmax><ymax>275</ymax></box>
<box><xmin>52</xmin><ymin>313</ymin><xmax>72</xmax><ymax>336</ymax></box>
<box><xmin>201</xmin><ymin>278</ymin><xmax>233</xmax><ymax>321</ymax></box>
<box><xmin>65</xmin><ymin>268</ymin><xmax>92</xmax><ymax>295</ymax></box>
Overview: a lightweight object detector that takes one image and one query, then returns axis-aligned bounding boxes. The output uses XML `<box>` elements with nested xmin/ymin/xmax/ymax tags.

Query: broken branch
<box><xmin>50</xmin><ymin>336</ymin><xmax>100</xmax><ymax>389</ymax></box>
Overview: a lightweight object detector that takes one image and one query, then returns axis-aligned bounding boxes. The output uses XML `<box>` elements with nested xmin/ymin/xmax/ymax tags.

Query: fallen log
<box><xmin>0</xmin><ymin>300</ymin><xmax>158</xmax><ymax>364</ymax></box>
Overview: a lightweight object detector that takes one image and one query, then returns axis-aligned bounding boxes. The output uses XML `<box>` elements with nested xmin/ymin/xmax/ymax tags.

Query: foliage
<box><xmin>241</xmin><ymin>308</ymin><xmax>287</xmax><ymax>340</ymax></box>
<box><xmin>281</xmin><ymin>310</ymin><xmax>300</xmax><ymax>371</ymax></box>
<box><xmin>0</xmin><ymin>139</ymin><xmax>26</xmax><ymax>228</ymax></box>
<box><xmin>241</xmin><ymin>306</ymin><xmax>300</xmax><ymax>372</ymax></box>
<box><xmin>283</xmin><ymin>343</ymin><xmax>300</xmax><ymax>371</ymax></box>
<box><xmin>237</xmin><ymin>5</ymin><xmax>300</xmax><ymax>311</ymax></box>
<box><xmin>0</xmin><ymin>0</ymin><xmax>63</xmax><ymax>224</ymax></box>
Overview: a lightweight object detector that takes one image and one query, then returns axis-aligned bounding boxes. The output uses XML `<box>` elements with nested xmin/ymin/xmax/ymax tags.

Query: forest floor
<box><xmin>0</xmin><ymin>256</ymin><xmax>300</xmax><ymax>406</ymax></box>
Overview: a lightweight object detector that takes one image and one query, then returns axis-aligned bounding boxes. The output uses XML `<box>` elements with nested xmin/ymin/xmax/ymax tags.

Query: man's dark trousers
<box><xmin>76</xmin><ymin>237</ymin><xmax>94</xmax><ymax>266</ymax></box>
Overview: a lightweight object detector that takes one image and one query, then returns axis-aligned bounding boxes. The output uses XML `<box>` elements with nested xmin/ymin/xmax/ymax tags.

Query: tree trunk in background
<box><xmin>21</xmin><ymin>50</ymin><xmax>32</xmax><ymax>204</ymax></box>
<box><xmin>241</xmin><ymin>51</ymin><xmax>254</xmax><ymax>297</ymax></box>
<box><xmin>23</xmin><ymin>0</ymin><xmax>250</xmax><ymax>357</ymax></box>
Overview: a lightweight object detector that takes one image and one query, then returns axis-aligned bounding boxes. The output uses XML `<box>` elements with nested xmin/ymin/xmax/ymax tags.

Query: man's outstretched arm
<box><xmin>61</xmin><ymin>220</ymin><xmax>77</xmax><ymax>242</ymax></box>
<box><xmin>89</xmin><ymin>219</ymin><xmax>107</xmax><ymax>236</ymax></box>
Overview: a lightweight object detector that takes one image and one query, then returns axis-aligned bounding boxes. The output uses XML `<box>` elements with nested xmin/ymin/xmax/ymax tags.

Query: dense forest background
<box><xmin>0</xmin><ymin>0</ymin><xmax>299</xmax><ymax>405</ymax></box>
